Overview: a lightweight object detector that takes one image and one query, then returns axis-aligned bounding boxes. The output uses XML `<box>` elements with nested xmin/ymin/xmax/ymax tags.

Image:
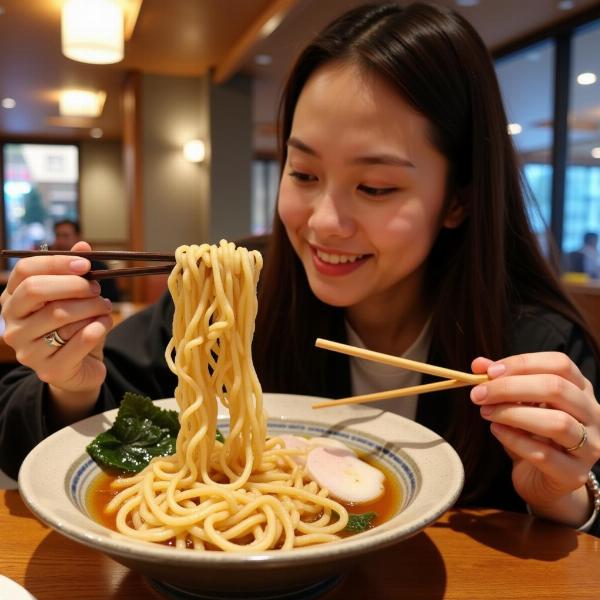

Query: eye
<box><xmin>358</xmin><ymin>184</ymin><xmax>398</xmax><ymax>196</ymax></box>
<box><xmin>288</xmin><ymin>170</ymin><xmax>317</xmax><ymax>183</ymax></box>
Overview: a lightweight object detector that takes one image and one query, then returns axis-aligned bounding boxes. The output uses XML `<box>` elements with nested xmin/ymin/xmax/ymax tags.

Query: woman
<box><xmin>1</xmin><ymin>3</ymin><xmax>599</xmax><ymax>533</ymax></box>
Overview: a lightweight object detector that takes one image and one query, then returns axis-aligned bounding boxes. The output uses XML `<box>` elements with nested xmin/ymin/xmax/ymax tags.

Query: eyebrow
<box><xmin>286</xmin><ymin>137</ymin><xmax>415</xmax><ymax>168</ymax></box>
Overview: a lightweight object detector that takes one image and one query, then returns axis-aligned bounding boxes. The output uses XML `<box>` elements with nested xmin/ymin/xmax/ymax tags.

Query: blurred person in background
<box><xmin>566</xmin><ymin>232</ymin><xmax>599</xmax><ymax>279</ymax></box>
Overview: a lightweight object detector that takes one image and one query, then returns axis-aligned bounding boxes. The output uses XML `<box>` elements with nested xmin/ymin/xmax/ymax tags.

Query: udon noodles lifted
<box><xmin>106</xmin><ymin>241</ymin><xmax>349</xmax><ymax>551</ymax></box>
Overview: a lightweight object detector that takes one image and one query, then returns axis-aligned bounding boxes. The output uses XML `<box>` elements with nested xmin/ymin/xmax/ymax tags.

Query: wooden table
<box><xmin>0</xmin><ymin>302</ymin><xmax>148</xmax><ymax>363</ymax></box>
<box><xmin>1</xmin><ymin>490</ymin><xmax>599</xmax><ymax>599</ymax></box>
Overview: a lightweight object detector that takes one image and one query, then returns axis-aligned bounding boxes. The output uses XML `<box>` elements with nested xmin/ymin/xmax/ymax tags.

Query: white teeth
<box><xmin>316</xmin><ymin>250</ymin><xmax>364</xmax><ymax>264</ymax></box>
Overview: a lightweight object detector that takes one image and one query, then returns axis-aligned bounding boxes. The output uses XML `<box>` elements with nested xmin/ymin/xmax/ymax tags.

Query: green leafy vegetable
<box><xmin>86</xmin><ymin>393</ymin><xmax>180</xmax><ymax>473</ymax></box>
<box><xmin>345</xmin><ymin>512</ymin><xmax>377</xmax><ymax>533</ymax></box>
<box><xmin>86</xmin><ymin>392</ymin><xmax>228</xmax><ymax>474</ymax></box>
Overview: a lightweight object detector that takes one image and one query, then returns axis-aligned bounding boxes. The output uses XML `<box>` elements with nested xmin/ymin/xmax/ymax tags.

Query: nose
<box><xmin>307</xmin><ymin>189</ymin><xmax>356</xmax><ymax>239</ymax></box>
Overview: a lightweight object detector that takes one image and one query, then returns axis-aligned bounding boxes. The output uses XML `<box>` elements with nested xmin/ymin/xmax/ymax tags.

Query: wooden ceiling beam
<box><xmin>212</xmin><ymin>0</ymin><xmax>299</xmax><ymax>84</ymax></box>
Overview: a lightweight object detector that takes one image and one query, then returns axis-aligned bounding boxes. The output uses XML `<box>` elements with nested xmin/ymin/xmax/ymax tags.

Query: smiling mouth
<box><xmin>314</xmin><ymin>249</ymin><xmax>367</xmax><ymax>265</ymax></box>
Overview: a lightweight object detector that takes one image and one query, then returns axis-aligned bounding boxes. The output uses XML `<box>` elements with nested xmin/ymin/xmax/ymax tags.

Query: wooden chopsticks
<box><xmin>0</xmin><ymin>249</ymin><xmax>175</xmax><ymax>280</ymax></box>
<box><xmin>312</xmin><ymin>338</ymin><xmax>488</xmax><ymax>409</ymax></box>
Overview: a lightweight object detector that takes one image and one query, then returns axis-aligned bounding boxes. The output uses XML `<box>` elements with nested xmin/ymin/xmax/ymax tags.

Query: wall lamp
<box><xmin>183</xmin><ymin>140</ymin><xmax>206</xmax><ymax>163</ymax></box>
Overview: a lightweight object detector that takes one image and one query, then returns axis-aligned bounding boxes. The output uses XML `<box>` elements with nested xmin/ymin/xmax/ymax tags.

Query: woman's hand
<box><xmin>0</xmin><ymin>241</ymin><xmax>113</xmax><ymax>422</ymax></box>
<box><xmin>471</xmin><ymin>352</ymin><xmax>600</xmax><ymax>528</ymax></box>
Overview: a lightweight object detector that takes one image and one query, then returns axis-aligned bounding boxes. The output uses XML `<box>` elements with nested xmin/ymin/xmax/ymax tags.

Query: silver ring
<box><xmin>44</xmin><ymin>330</ymin><xmax>67</xmax><ymax>348</ymax></box>
<box><xmin>564</xmin><ymin>421</ymin><xmax>587</xmax><ymax>453</ymax></box>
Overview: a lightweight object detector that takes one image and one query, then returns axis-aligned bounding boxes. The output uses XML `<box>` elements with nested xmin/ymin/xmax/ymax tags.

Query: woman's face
<box><xmin>278</xmin><ymin>62</ymin><xmax>461</xmax><ymax>312</ymax></box>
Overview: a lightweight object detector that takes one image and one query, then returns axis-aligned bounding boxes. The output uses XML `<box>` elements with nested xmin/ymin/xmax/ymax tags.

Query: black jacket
<box><xmin>0</xmin><ymin>292</ymin><xmax>598</xmax><ymax>535</ymax></box>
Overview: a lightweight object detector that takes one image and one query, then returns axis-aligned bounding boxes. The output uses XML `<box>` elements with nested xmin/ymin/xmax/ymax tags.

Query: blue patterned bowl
<box><xmin>19</xmin><ymin>394</ymin><xmax>463</xmax><ymax>600</ymax></box>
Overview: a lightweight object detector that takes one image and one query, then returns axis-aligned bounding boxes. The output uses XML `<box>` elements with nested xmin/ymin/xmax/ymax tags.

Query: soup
<box><xmin>87</xmin><ymin>451</ymin><xmax>402</xmax><ymax>549</ymax></box>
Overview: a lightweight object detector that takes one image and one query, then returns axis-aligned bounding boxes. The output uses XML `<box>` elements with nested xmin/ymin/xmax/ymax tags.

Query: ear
<box><xmin>442</xmin><ymin>195</ymin><xmax>467</xmax><ymax>229</ymax></box>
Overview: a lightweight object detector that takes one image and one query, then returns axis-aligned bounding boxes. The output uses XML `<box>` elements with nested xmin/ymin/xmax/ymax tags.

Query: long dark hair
<box><xmin>253</xmin><ymin>2</ymin><xmax>599</xmax><ymax>503</ymax></box>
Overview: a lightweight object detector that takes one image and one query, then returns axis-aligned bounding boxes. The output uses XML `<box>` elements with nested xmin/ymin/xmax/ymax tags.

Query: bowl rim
<box><xmin>19</xmin><ymin>393</ymin><xmax>464</xmax><ymax>568</ymax></box>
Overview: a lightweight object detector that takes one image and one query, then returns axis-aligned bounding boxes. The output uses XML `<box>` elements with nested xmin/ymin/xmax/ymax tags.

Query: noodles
<box><xmin>105</xmin><ymin>241</ymin><xmax>349</xmax><ymax>551</ymax></box>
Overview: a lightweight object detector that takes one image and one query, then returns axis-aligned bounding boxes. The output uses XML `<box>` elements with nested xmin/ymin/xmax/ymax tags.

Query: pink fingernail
<box><xmin>488</xmin><ymin>363</ymin><xmax>506</xmax><ymax>378</ymax></box>
<box><xmin>470</xmin><ymin>385</ymin><xmax>488</xmax><ymax>403</ymax></box>
<box><xmin>70</xmin><ymin>259</ymin><xmax>89</xmax><ymax>272</ymax></box>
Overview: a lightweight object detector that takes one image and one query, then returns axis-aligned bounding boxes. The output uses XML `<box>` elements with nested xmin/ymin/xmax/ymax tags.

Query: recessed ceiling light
<box><xmin>90</xmin><ymin>127</ymin><xmax>103</xmax><ymax>139</ymax></box>
<box><xmin>1</xmin><ymin>97</ymin><xmax>16</xmax><ymax>109</ymax></box>
<box><xmin>592</xmin><ymin>147</ymin><xmax>600</xmax><ymax>159</ymax></box>
<box><xmin>254</xmin><ymin>54</ymin><xmax>272</xmax><ymax>66</ymax></box>
<box><xmin>558</xmin><ymin>0</ymin><xmax>575</xmax><ymax>10</ymax></box>
<box><xmin>508</xmin><ymin>123</ymin><xmax>522</xmax><ymax>135</ymax></box>
<box><xmin>0</xmin><ymin>7</ymin><xmax>5</xmax><ymax>17</ymax></box>
<box><xmin>577</xmin><ymin>72</ymin><xmax>597</xmax><ymax>85</ymax></box>
<box><xmin>455</xmin><ymin>0</ymin><xmax>479</xmax><ymax>6</ymax></box>
<box><xmin>59</xmin><ymin>89</ymin><xmax>106</xmax><ymax>117</ymax></box>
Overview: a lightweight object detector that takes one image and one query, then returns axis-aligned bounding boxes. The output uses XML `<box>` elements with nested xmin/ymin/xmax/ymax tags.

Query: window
<box><xmin>496</xmin><ymin>40</ymin><xmax>555</xmax><ymax>255</ymax></box>
<box><xmin>251</xmin><ymin>159</ymin><xmax>279</xmax><ymax>234</ymax></box>
<box><xmin>564</xmin><ymin>19</ymin><xmax>600</xmax><ymax>257</ymax></box>
<box><xmin>2</xmin><ymin>143</ymin><xmax>79</xmax><ymax>253</ymax></box>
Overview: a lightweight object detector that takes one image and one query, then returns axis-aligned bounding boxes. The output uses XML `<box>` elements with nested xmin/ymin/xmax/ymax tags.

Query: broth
<box><xmin>87</xmin><ymin>452</ymin><xmax>402</xmax><ymax>547</ymax></box>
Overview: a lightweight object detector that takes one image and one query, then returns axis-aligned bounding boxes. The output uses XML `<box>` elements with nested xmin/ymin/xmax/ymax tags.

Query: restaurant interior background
<box><xmin>0</xmin><ymin>0</ymin><xmax>599</xmax><ymax>309</ymax></box>
<box><xmin>0</xmin><ymin>0</ymin><xmax>600</xmax><ymax>489</ymax></box>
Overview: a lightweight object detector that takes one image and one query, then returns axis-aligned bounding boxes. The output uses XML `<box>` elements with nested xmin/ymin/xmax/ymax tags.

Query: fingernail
<box><xmin>103</xmin><ymin>297</ymin><xmax>112</xmax><ymax>308</ymax></box>
<box><xmin>487</xmin><ymin>363</ymin><xmax>506</xmax><ymax>378</ymax></box>
<box><xmin>70</xmin><ymin>259</ymin><xmax>89</xmax><ymax>273</ymax></box>
<box><xmin>89</xmin><ymin>281</ymin><xmax>101</xmax><ymax>293</ymax></box>
<box><xmin>470</xmin><ymin>385</ymin><xmax>488</xmax><ymax>403</ymax></box>
<box><xmin>480</xmin><ymin>405</ymin><xmax>492</xmax><ymax>417</ymax></box>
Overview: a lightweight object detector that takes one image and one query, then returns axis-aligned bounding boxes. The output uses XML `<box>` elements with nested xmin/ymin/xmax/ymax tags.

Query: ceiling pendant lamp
<box><xmin>61</xmin><ymin>0</ymin><xmax>124</xmax><ymax>64</ymax></box>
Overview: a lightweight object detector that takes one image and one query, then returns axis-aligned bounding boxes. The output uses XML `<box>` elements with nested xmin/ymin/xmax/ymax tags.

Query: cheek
<box><xmin>377</xmin><ymin>203</ymin><xmax>442</xmax><ymax>256</ymax></box>
<box><xmin>277</xmin><ymin>180</ymin><xmax>307</xmax><ymax>232</ymax></box>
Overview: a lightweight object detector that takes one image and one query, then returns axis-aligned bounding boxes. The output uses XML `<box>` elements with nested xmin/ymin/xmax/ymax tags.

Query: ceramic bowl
<box><xmin>19</xmin><ymin>393</ymin><xmax>463</xmax><ymax>600</ymax></box>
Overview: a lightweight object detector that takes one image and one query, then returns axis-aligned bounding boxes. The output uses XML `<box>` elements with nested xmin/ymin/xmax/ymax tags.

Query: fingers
<box><xmin>471</xmin><ymin>356</ymin><xmax>493</xmax><ymax>374</ymax></box>
<box><xmin>55</xmin><ymin>315</ymin><xmax>112</xmax><ymax>345</ymax></box>
<box><xmin>6</xmin><ymin>276</ymin><xmax>102</xmax><ymax>320</ymax></box>
<box><xmin>489</xmin><ymin>423</ymin><xmax>589</xmax><ymax>489</ymax></box>
<box><xmin>0</xmin><ymin>241</ymin><xmax>113</xmax><ymax>394</ymax></box>
<box><xmin>470</xmin><ymin>351</ymin><xmax>600</xmax><ymax>456</ymax></box>
<box><xmin>23</xmin><ymin>296</ymin><xmax>111</xmax><ymax>340</ymax></box>
<box><xmin>10</xmin><ymin>311</ymin><xmax>113</xmax><ymax>371</ymax></box>
<box><xmin>71</xmin><ymin>241</ymin><xmax>92</xmax><ymax>253</ymax></box>
<box><xmin>36</xmin><ymin>316</ymin><xmax>112</xmax><ymax>389</ymax></box>
<box><xmin>470</xmin><ymin>351</ymin><xmax>595</xmax><ymax>422</ymax></box>
<box><xmin>3</xmin><ymin>295</ymin><xmax>111</xmax><ymax>349</ymax></box>
<box><xmin>6</xmin><ymin>254</ymin><xmax>92</xmax><ymax>295</ymax></box>
<box><xmin>479</xmin><ymin>403</ymin><xmax>594</xmax><ymax>459</ymax></box>
<box><xmin>482</xmin><ymin>352</ymin><xmax>589</xmax><ymax>391</ymax></box>
<box><xmin>471</xmin><ymin>373</ymin><xmax>589</xmax><ymax>423</ymax></box>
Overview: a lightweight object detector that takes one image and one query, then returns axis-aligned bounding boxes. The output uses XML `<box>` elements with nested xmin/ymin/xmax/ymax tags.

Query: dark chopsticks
<box><xmin>82</xmin><ymin>265</ymin><xmax>175</xmax><ymax>280</ymax></box>
<box><xmin>0</xmin><ymin>249</ymin><xmax>175</xmax><ymax>280</ymax></box>
<box><xmin>0</xmin><ymin>249</ymin><xmax>174</xmax><ymax>261</ymax></box>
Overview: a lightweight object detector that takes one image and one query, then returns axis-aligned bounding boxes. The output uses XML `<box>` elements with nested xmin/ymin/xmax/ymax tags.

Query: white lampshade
<box><xmin>183</xmin><ymin>140</ymin><xmax>206</xmax><ymax>163</ymax></box>
<box><xmin>62</xmin><ymin>0</ymin><xmax>124</xmax><ymax>64</ymax></box>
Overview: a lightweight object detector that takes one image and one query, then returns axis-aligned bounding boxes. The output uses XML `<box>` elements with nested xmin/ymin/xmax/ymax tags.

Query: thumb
<box><xmin>71</xmin><ymin>241</ymin><xmax>92</xmax><ymax>253</ymax></box>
